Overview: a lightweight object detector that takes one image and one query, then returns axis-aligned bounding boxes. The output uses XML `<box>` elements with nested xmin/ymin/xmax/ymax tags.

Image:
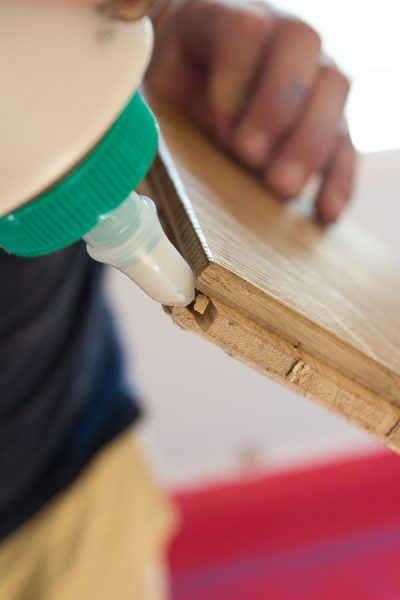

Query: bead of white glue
<box><xmin>84</xmin><ymin>193</ymin><xmax>195</xmax><ymax>307</ymax></box>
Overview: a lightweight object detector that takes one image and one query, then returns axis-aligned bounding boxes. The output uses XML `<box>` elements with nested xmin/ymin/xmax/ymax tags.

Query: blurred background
<box><xmin>106</xmin><ymin>0</ymin><xmax>400</xmax><ymax>490</ymax></box>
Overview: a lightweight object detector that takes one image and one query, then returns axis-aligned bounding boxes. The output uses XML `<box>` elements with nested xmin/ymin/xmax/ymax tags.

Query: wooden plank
<box><xmin>146</xmin><ymin>95</ymin><xmax>400</xmax><ymax>450</ymax></box>
<box><xmin>165</xmin><ymin>297</ymin><xmax>400</xmax><ymax>450</ymax></box>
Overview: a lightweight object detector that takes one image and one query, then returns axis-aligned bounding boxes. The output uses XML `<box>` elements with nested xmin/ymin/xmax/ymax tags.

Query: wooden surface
<box><xmin>146</xmin><ymin>95</ymin><xmax>400</xmax><ymax>451</ymax></box>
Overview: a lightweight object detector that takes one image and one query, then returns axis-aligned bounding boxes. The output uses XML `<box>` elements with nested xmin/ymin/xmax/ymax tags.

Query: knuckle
<box><xmin>283</xmin><ymin>18</ymin><xmax>321</xmax><ymax>50</ymax></box>
<box><xmin>234</xmin><ymin>9</ymin><xmax>273</xmax><ymax>40</ymax></box>
<box><xmin>323</xmin><ymin>66</ymin><xmax>351</xmax><ymax>94</ymax></box>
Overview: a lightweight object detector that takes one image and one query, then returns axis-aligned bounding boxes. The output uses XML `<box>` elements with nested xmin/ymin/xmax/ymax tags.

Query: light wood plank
<box><xmin>146</xmin><ymin>95</ymin><xmax>400</xmax><ymax>449</ymax></box>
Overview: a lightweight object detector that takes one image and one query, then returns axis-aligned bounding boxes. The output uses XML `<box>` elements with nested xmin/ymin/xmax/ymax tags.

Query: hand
<box><xmin>149</xmin><ymin>0</ymin><xmax>356</xmax><ymax>223</ymax></box>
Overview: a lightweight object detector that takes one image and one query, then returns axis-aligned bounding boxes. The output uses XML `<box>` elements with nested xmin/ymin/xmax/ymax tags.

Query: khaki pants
<box><xmin>0</xmin><ymin>430</ymin><xmax>178</xmax><ymax>600</ymax></box>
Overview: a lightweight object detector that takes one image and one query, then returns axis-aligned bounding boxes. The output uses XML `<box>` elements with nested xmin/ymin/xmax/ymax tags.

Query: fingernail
<box><xmin>268</xmin><ymin>161</ymin><xmax>307</xmax><ymax>197</ymax></box>
<box><xmin>235</xmin><ymin>129</ymin><xmax>271</xmax><ymax>168</ymax></box>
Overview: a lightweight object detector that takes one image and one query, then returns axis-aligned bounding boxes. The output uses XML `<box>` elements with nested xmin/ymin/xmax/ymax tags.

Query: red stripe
<box><xmin>169</xmin><ymin>451</ymin><xmax>400</xmax><ymax>598</ymax></box>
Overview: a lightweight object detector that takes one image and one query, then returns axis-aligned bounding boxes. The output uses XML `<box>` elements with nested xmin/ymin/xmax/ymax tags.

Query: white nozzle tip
<box><xmin>122</xmin><ymin>235</ymin><xmax>195</xmax><ymax>307</ymax></box>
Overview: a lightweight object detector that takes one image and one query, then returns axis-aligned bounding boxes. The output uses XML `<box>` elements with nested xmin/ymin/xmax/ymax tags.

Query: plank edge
<box><xmin>165</xmin><ymin>294</ymin><xmax>400</xmax><ymax>453</ymax></box>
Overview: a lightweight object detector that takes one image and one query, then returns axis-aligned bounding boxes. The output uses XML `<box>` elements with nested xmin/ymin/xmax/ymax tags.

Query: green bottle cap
<box><xmin>0</xmin><ymin>92</ymin><xmax>158</xmax><ymax>257</ymax></box>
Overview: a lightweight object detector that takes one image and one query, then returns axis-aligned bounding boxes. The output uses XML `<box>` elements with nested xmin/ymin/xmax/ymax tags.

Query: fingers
<box><xmin>265</xmin><ymin>63</ymin><xmax>350</xmax><ymax>199</ymax></box>
<box><xmin>178</xmin><ymin>2</ymin><xmax>276</xmax><ymax>141</ymax></box>
<box><xmin>206</xmin><ymin>5</ymin><xmax>275</xmax><ymax>141</ymax></box>
<box><xmin>148</xmin><ymin>35</ymin><xmax>210</xmax><ymax>128</ymax></box>
<box><xmin>149</xmin><ymin>0</ymin><xmax>357</xmax><ymax>223</ymax></box>
<box><xmin>316</xmin><ymin>128</ymin><xmax>357</xmax><ymax>223</ymax></box>
<box><xmin>233</xmin><ymin>18</ymin><xmax>321</xmax><ymax>169</ymax></box>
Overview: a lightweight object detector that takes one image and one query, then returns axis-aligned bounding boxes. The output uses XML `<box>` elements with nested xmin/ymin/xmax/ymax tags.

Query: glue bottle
<box><xmin>0</xmin><ymin>1</ymin><xmax>195</xmax><ymax>307</ymax></box>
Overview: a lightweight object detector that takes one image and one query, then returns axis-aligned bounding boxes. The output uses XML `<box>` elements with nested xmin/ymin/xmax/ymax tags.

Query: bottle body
<box><xmin>0</xmin><ymin>1</ymin><xmax>154</xmax><ymax>215</ymax></box>
<box><xmin>0</xmin><ymin>2</ymin><xmax>195</xmax><ymax>306</ymax></box>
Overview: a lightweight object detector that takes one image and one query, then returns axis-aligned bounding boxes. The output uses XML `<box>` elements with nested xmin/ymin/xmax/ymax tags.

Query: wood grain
<box><xmin>146</xmin><ymin>95</ymin><xmax>400</xmax><ymax>450</ymax></box>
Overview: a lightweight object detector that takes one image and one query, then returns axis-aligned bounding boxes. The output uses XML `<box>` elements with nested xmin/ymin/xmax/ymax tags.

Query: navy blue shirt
<box><xmin>0</xmin><ymin>243</ymin><xmax>140</xmax><ymax>540</ymax></box>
